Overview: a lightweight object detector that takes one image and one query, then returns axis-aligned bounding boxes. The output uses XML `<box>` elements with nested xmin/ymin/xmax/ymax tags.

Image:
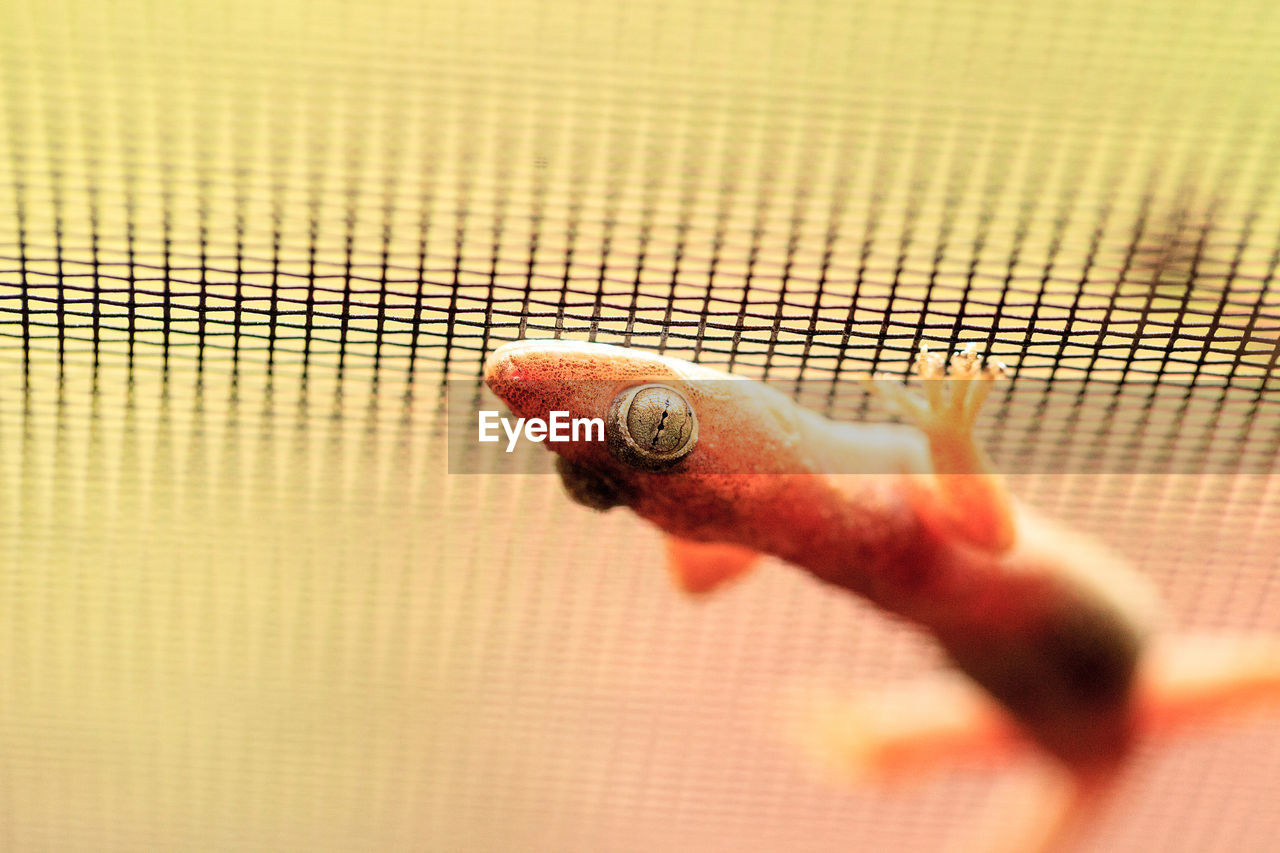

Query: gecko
<box><xmin>482</xmin><ymin>338</ymin><xmax>1280</xmax><ymax>852</ymax></box>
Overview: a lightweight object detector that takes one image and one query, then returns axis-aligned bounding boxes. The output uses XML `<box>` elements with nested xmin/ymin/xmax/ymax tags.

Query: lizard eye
<box><xmin>606</xmin><ymin>384</ymin><xmax>699</xmax><ymax>471</ymax></box>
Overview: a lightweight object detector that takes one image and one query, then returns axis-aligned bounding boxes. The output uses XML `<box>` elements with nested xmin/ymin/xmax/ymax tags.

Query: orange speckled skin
<box><xmin>485</xmin><ymin>340</ymin><xmax>1162</xmax><ymax>773</ymax></box>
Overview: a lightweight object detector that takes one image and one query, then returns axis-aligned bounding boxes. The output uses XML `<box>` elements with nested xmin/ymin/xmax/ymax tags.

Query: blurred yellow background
<box><xmin>1</xmin><ymin>0</ymin><xmax>1277</xmax><ymax>850</ymax></box>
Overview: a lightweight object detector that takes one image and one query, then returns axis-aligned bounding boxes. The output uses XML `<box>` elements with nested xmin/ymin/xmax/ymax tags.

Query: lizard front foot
<box><xmin>866</xmin><ymin>342</ymin><xmax>1015</xmax><ymax>554</ymax></box>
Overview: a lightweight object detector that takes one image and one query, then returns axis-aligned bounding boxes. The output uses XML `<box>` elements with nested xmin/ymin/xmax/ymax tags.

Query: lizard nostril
<box><xmin>606</xmin><ymin>384</ymin><xmax>698</xmax><ymax>471</ymax></box>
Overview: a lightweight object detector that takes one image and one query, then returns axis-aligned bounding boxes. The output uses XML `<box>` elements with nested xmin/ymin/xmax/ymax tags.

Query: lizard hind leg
<box><xmin>793</xmin><ymin>673</ymin><xmax>1124</xmax><ymax>853</ymax></box>
<box><xmin>795</xmin><ymin>675</ymin><xmax>1031</xmax><ymax>786</ymax></box>
<box><xmin>867</xmin><ymin>342</ymin><xmax>1016</xmax><ymax>555</ymax></box>
<box><xmin>1138</xmin><ymin>633</ymin><xmax>1280</xmax><ymax>738</ymax></box>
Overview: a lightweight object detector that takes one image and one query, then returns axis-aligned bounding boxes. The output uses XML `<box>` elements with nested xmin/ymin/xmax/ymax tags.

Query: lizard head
<box><xmin>482</xmin><ymin>339</ymin><xmax>819</xmax><ymax>525</ymax></box>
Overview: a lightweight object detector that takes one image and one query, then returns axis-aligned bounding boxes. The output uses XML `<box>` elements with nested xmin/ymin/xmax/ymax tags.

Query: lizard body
<box><xmin>483</xmin><ymin>338</ymin><xmax>1280</xmax><ymax>851</ymax></box>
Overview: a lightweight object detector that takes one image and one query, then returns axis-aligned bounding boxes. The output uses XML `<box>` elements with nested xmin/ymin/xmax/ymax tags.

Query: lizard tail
<box><xmin>954</xmin><ymin>766</ymin><xmax>1118</xmax><ymax>853</ymax></box>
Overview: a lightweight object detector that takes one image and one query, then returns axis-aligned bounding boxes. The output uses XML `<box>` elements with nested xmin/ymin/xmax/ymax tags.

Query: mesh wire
<box><xmin>0</xmin><ymin>0</ymin><xmax>1278</xmax><ymax>851</ymax></box>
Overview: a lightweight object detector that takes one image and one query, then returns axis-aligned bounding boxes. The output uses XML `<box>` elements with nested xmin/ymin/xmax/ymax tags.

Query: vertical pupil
<box><xmin>606</xmin><ymin>384</ymin><xmax>698</xmax><ymax>471</ymax></box>
<box><xmin>627</xmin><ymin>388</ymin><xmax>689</xmax><ymax>454</ymax></box>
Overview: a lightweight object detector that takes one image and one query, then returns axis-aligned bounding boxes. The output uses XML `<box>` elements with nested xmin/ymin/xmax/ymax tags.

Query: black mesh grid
<box><xmin>0</xmin><ymin>0</ymin><xmax>1278</xmax><ymax>851</ymax></box>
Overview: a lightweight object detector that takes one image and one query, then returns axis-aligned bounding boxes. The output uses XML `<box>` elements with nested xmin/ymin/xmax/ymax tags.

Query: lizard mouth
<box><xmin>483</xmin><ymin>340</ymin><xmax>576</xmax><ymax>404</ymax></box>
<box><xmin>484</xmin><ymin>339</ymin><xmax>606</xmax><ymax>386</ymax></box>
<box><xmin>482</xmin><ymin>339</ymin><xmax>638</xmax><ymax>424</ymax></box>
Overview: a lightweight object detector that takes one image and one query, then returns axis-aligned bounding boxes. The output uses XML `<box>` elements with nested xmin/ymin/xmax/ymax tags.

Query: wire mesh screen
<box><xmin>0</xmin><ymin>0</ymin><xmax>1278</xmax><ymax>851</ymax></box>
